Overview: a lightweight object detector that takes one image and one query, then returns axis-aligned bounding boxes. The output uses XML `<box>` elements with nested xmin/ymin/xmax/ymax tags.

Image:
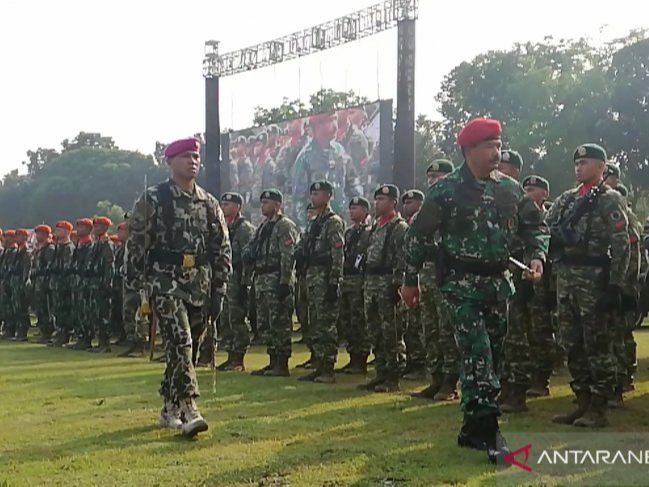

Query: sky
<box><xmin>0</xmin><ymin>0</ymin><xmax>647</xmax><ymax>177</ymax></box>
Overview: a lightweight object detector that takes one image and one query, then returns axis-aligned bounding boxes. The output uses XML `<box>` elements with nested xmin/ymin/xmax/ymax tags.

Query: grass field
<box><xmin>2</xmin><ymin>330</ymin><xmax>649</xmax><ymax>486</ymax></box>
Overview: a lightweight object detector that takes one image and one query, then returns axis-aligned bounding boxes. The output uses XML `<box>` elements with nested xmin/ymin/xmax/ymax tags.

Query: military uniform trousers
<box><xmin>221</xmin><ymin>272</ymin><xmax>251</xmax><ymax>354</ymax></box>
<box><xmin>339</xmin><ymin>274</ymin><xmax>370</xmax><ymax>355</ymax></box>
<box><xmin>255</xmin><ymin>273</ymin><xmax>293</xmax><ymax>357</ymax></box>
<box><xmin>306</xmin><ymin>268</ymin><xmax>340</xmax><ymax>369</ymax></box>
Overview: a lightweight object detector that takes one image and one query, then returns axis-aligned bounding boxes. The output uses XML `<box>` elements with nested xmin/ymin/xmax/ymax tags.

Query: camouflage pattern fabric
<box><xmin>71</xmin><ymin>241</ymin><xmax>94</xmax><ymax>341</ymax></box>
<box><xmin>0</xmin><ymin>248</ymin><xmax>17</xmax><ymax>336</ymax></box>
<box><xmin>111</xmin><ymin>243</ymin><xmax>126</xmax><ymax>338</ymax></box>
<box><xmin>31</xmin><ymin>242</ymin><xmax>55</xmax><ymax>339</ymax></box>
<box><xmin>10</xmin><ymin>247</ymin><xmax>32</xmax><ymax>339</ymax></box>
<box><xmin>50</xmin><ymin>241</ymin><xmax>75</xmax><ymax>337</ymax></box>
<box><xmin>88</xmin><ymin>236</ymin><xmax>114</xmax><ymax>344</ymax></box>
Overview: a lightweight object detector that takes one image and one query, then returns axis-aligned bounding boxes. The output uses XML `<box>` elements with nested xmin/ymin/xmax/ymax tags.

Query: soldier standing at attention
<box><xmin>32</xmin><ymin>224</ymin><xmax>55</xmax><ymax>343</ymax></box>
<box><xmin>126</xmin><ymin>137</ymin><xmax>232</xmax><ymax>437</ymax></box>
<box><xmin>400</xmin><ymin>190</ymin><xmax>427</xmax><ymax>380</ymax></box>
<box><xmin>216</xmin><ymin>192</ymin><xmax>256</xmax><ymax>372</ymax></box>
<box><xmin>358</xmin><ymin>184</ymin><xmax>408</xmax><ymax>393</ymax></box>
<box><xmin>11</xmin><ymin>229</ymin><xmax>33</xmax><ymax>341</ymax></box>
<box><xmin>50</xmin><ymin>221</ymin><xmax>76</xmax><ymax>347</ymax></box>
<box><xmin>411</xmin><ymin>159</ymin><xmax>460</xmax><ymax>402</ymax></box>
<box><xmin>337</xmin><ymin>196</ymin><xmax>372</xmax><ymax>375</ymax></box>
<box><xmin>246</xmin><ymin>189</ymin><xmax>298</xmax><ymax>377</ymax></box>
<box><xmin>69</xmin><ymin>219</ymin><xmax>95</xmax><ymax>350</ymax></box>
<box><xmin>111</xmin><ymin>223</ymin><xmax>128</xmax><ymax>346</ymax></box>
<box><xmin>297</xmin><ymin>181</ymin><xmax>345</xmax><ymax>384</ymax></box>
<box><xmin>547</xmin><ymin>144</ymin><xmax>630</xmax><ymax>428</ymax></box>
<box><xmin>401</xmin><ymin>118</ymin><xmax>548</xmax><ymax>464</ymax></box>
<box><xmin>88</xmin><ymin>217</ymin><xmax>115</xmax><ymax>353</ymax></box>
<box><xmin>0</xmin><ymin>231</ymin><xmax>17</xmax><ymax>339</ymax></box>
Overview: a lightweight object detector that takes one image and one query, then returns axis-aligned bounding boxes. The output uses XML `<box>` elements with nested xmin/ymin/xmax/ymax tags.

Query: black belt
<box><xmin>448</xmin><ymin>257</ymin><xmax>507</xmax><ymax>276</ymax></box>
<box><xmin>562</xmin><ymin>254</ymin><xmax>610</xmax><ymax>268</ymax></box>
<box><xmin>306</xmin><ymin>255</ymin><xmax>332</xmax><ymax>267</ymax></box>
<box><xmin>343</xmin><ymin>268</ymin><xmax>362</xmax><ymax>276</ymax></box>
<box><xmin>255</xmin><ymin>264</ymin><xmax>281</xmax><ymax>275</ymax></box>
<box><xmin>148</xmin><ymin>249</ymin><xmax>209</xmax><ymax>268</ymax></box>
<box><xmin>365</xmin><ymin>266</ymin><xmax>393</xmax><ymax>276</ymax></box>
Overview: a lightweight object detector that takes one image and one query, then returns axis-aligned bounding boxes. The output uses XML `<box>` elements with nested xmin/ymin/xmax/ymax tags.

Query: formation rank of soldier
<box><xmin>0</xmin><ymin>124</ymin><xmax>643</xmax><ymax>463</ymax></box>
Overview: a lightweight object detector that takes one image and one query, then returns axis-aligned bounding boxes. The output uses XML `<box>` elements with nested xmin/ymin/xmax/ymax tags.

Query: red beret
<box><xmin>5</xmin><ymin>230</ymin><xmax>15</xmax><ymax>237</ymax></box>
<box><xmin>117</xmin><ymin>222</ymin><xmax>128</xmax><ymax>230</ymax></box>
<box><xmin>76</xmin><ymin>218</ymin><xmax>93</xmax><ymax>228</ymax></box>
<box><xmin>93</xmin><ymin>216</ymin><xmax>112</xmax><ymax>227</ymax></box>
<box><xmin>109</xmin><ymin>235</ymin><xmax>121</xmax><ymax>243</ymax></box>
<box><xmin>16</xmin><ymin>229</ymin><xmax>29</xmax><ymax>237</ymax></box>
<box><xmin>457</xmin><ymin>117</ymin><xmax>502</xmax><ymax>147</ymax></box>
<box><xmin>164</xmin><ymin>138</ymin><xmax>200</xmax><ymax>159</ymax></box>
<box><xmin>34</xmin><ymin>224</ymin><xmax>52</xmax><ymax>234</ymax></box>
<box><xmin>71</xmin><ymin>230</ymin><xmax>78</xmax><ymax>237</ymax></box>
<box><xmin>56</xmin><ymin>220</ymin><xmax>74</xmax><ymax>232</ymax></box>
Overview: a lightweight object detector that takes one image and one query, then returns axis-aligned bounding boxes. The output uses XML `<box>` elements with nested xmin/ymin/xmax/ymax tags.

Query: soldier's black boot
<box><xmin>374</xmin><ymin>372</ymin><xmax>399</xmax><ymax>393</ymax></box>
<box><xmin>497</xmin><ymin>380</ymin><xmax>511</xmax><ymax>405</ymax></box>
<box><xmin>265</xmin><ymin>354</ymin><xmax>290</xmax><ymax>377</ymax></box>
<box><xmin>251</xmin><ymin>353</ymin><xmax>275</xmax><ymax>376</ymax></box>
<box><xmin>94</xmin><ymin>335</ymin><xmax>112</xmax><ymax>353</ymax></box>
<box><xmin>73</xmin><ymin>336</ymin><xmax>92</xmax><ymax>351</ymax></box>
<box><xmin>457</xmin><ymin>414</ymin><xmax>487</xmax><ymax>451</ymax></box>
<box><xmin>357</xmin><ymin>372</ymin><xmax>386</xmax><ymax>390</ymax></box>
<box><xmin>118</xmin><ymin>339</ymin><xmax>145</xmax><ymax>358</ymax></box>
<box><xmin>433</xmin><ymin>374</ymin><xmax>459</xmax><ymax>401</ymax></box>
<box><xmin>484</xmin><ymin>415</ymin><xmax>511</xmax><ymax>466</ymax></box>
<box><xmin>298</xmin><ymin>360</ymin><xmax>321</xmax><ymax>381</ymax></box>
<box><xmin>222</xmin><ymin>352</ymin><xmax>246</xmax><ymax>372</ymax></box>
<box><xmin>573</xmin><ymin>393</ymin><xmax>609</xmax><ymax>428</ymax></box>
<box><xmin>50</xmin><ymin>331</ymin><xmax>70</xmax><ymax>348</ymax></box>
<box><xmin>527</xmin><ymin>370</ymin><xmax>551</xmax><ymax>397</ymax></box>
<box><xmin>607</xmin><ymin>386</ymin><xmax>624</xmax><ymax>409</ymax></box>
<box><xmin>111</xmin><ymin>329</ymin><xmax>128</xmax><ymax>346</ymax></box>
<box><xmin>314</xmin><ymin>362</ymin><xmax>336</xmax><ymax>384</ymax></box>
<box><xmin>552</xmin><ymin>390</ymin><xmax>591</xmax><ymax>424</ymax></box>
<box><xmin>345</xmin><ymin>353</ymin><xmax>369</xmax><ymax>375</ymax></box>
<box><xmin>500</xmin><ymin>383</ymin><xmax>529</xmax><ymax>413</ymax></box>
<box><xmin>216</xmin><ymin>352</ymin><xmax>234</xmax><ymax>371</ymax></box>
<box><xmin>411</xmin><ymin>372</ymin><xmax>443</xmax><ymax>399</ymax></box>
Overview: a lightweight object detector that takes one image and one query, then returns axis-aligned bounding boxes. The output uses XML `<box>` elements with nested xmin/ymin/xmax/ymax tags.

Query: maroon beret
<box><xmin>457</xmin><ymin>118</ymin><xmax>502</xmax><ymax>147</ymax></box>
<box><xmin>164</xmin><ymin>138</ymin><xmax>200</xmax><ymax>159</ymax></box>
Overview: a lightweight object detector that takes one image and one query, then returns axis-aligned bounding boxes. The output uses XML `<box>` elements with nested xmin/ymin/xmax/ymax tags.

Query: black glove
<box><xmin>392</xmin><ymin>285</ymin><xmax>402</xmax><ymax>305</ymax></box>
<box><xmin>238</xmin><ymin>285</ymin><xmax>249</xmax><ymax>305</ymax></box>
<box><xmin>278</xmin><ymin>283</ymin><xmax>291</xmax><ymax>301</ymax></box>
<box><xmin>599</xmin><ymin>284</ymin><xmax>622</xmax><ymax>312</ymax></box>
<box><xmin>325</xmin><ymin>284</ymin><xmax>339</xmax><ymax>303</ymax></box>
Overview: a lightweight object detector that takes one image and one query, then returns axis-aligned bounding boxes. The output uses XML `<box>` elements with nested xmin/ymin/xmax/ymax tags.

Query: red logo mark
<box><xmin>504</xmin><ymin>443</ymin><xmax>533</xmax><ymax>472</ymax></box>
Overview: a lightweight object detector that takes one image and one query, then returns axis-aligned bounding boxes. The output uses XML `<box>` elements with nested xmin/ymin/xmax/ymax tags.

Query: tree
<box><xmin>61</xmin><ymin>132</ymin><xmax>118</xmax><ymax>152</ymax></box>
<box><xmin>22</xmin><ymin>148</ymin><xmax>60</xmax><ymax>177</ymax></box>
<box><xmin>96</xmin><ymin>200</ymin><xmax>126</xmax><ymax>231</ymax></box>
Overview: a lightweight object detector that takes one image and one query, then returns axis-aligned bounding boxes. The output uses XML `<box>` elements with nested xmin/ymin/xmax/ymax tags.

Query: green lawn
<box><xmin>2</xmin><ymin>330</ymin><xmax>649</xmax><ymax>486</ymax></box>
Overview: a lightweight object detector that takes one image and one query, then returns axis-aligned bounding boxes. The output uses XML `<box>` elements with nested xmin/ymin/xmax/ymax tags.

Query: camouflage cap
<box><xmin>500</xmin><ymin>149</ymin><xmax>523</xmax><ymax>169</ymax></box>
<box><xmin>605</xmin><ymin>162</ymin><xmax>621</xmax><ymax>179</ymax></box>
<box><xmin>259</xmin><ymin>188</ymin><xmax>283</xmax><ymax>203</ymax></box>
<box><xmin>310</xmin><ymin>180</ymin><xmax>333</xmax><ymax>195</ymax></box>
<box><xmin>522</xmin><ymin>175</ymin><xmax>550</xmax><ymax>193</ymax></box>
<box><xmin>374</xmin><ymin>184</ymin><xmax>400</xmax><ymax>200</ymax></box>
<box><xmin>426</xmin><ymin>159</ymin><xmax>454</xmax><ymax>174</ymax></box>
<box><xmin>349</xmin><ymin>196</ymin><xmax>370</xmax><ymax>210</ymax></box>
<box><xmin>401</xmin><ymin>189</ymin><xmax>425</xmax><ymax>203</ymax></box>
<box><xmin>574</xmin><ymin>143</ymin><xmax>607</xmax><ymax>162</ymax></box>
<box><xmin>221</xmin><ymin>192</ymin><xmax>244</xmax><ymax>205</ymax></box>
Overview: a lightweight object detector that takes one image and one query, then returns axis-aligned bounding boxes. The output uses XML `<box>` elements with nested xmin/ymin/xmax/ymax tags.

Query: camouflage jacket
<box><xmin>303</xmin><ymin>206</ymin><xmax>345</xmax><ymax>286</ymax></box>
<box><xmin>405</xmin><ymin>164</ymin><xmax>549</xmax><ymax>287</ymax></box>
<box><xmin>31</xmin><ymin>242</ymin><xmax>55</xmax><ymax>292</ymax></box>
<box><xmin>244</xmin><ymin>212</ymin><xmax>298</xmax><ymax>291</ymax></box>
<box><xmin>365</xmin><ymin>212</ymin><xmax>408</xmax><ymax>288</ymax></box>
<box><xmin>547</xmin><ymin>184</ymin><xmax>629</xmax><ymax>287</ymax></box>
<box><xmin>113</xmin><ymin>243</ymin><xmax>125</xmax><ymax>288</ymax></box>
<box><xmin>624</xmin><ymin>206</ymin><xmax>642</xmax><ymax>294</ymax></box>
<box><xmin>51</xmin><ymin>241</ymin><xmax>75</xmax><ymax>291</ymax></box>
<box><xmin>9</xmin><ymin>246</ymin><xmax>32</xmax><ymax>286</ymax></box>
<box><xmin>71</xmin><ymin>240</ymin><xmax>93</xmax><ymax>291</ymax></box>
<box><xmin>85</xmin><ymin>236</ymin><xmax>114</xmax><ymax>290</ymax></box>
<box><xmin>343</xmin><ymin>220</ymin><xmax>372</xmax><ymax>277</ymax></box>
<box><xmin>228</xmin><ymin>215</ymin><xmax>256</xmax><ymax>284</ymax></box>
<box><xmin>126</xmin><ymin>178</ymin><xmax>232</xmax><ymax>307</ymax></box>
<box><xmin>0</xmin><ymin>247</ymin><xmax>16</xmax><ymax>286</ymax></box>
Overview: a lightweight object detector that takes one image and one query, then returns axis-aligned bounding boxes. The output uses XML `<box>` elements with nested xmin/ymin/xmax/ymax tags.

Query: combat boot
<box><xmin>402</xmin><ymin>364</ymin><xmax>427</xmax><ymax>381</ymax></box>
<box><xmin>497</xmin><ymin>380</ymin><xmax>511</xmax><ymax>405</ymax></box>
<box><xmin>93</xmin><ymin>336</ymin><xmax>112</xmax><ymax>353</ymax></box>
<box><xmin>552</xmin><ymin>390</ymin><xmax>590</xmax><ymax>424</ymax></box>
<box><xmin>374</xmin><ymin>373</ymin><xmax>399</xmax><ymax>393</ymax></box>
<box><xmin>111</xmin><ymin>330</ymin><xmax>128</xmax><ymax>346</ymax></box>
<box><xmin>527</xmin><ymin>371</ymin><xmax>551</xmax><ymax>397</ymax></box>
<box><xmin>73</xmin><ymin>337</ymin><xmax>93</xmax><ymax>351</ymax></box>
<box><xmin>158</xmin><ymin>400</ymin><xmax>182</xmax><ymax>430</ymax></box>
<box><xmin>411</xmin><ymin>372</ymin><xmax>443</xmax><ymax>399</ymax></box>
<box><xmin>216</xmin><ymin>352</ymin><xmax>234</xmax><ymax>371</ymax></box>
<box><xmin>298</xmin><ymin>360</ymin><xmax>321</xmax><ymax>381</ymax></box>
<box><xmin>118</xmin><ymin>339</ymin><xmax>145</xmax><ymax>358</ymax></box>
<box><xmin>50</xmin><ymin>332</ymin><xmax>70</xmax><ymax>348</ymax></box>
<box><xmin>573</xmin><ymin>394</ymin><xmax>609</xmax><ymax>428</ymax></box>
<box><xmin>357</xmin><ymin>373</ymin><xmax>386</xmax><ymax>391</ymax></box>
<box><xmin>313</xmin><ymin>362</ymin><xmax>336</xmax><ymax>384</ymax></box>
<box><xmin>500</xmin><ymin>384</ymin><xmax>529</xmax><ymax>413</ymax></box>
<box><xmin>457</xmin><ymin>414</ymin><xmax>487</xmax><ymax>451</ymax></box>
<box><xmin>179</xmin><ymin>397</ymin><xmax>208</xmax><ymax>438</ymax></box>
<box><xmin>484</xmin><ymin>415</ymin><xmax>511</xmax><ymax>466</ymax></box>
<box><xmin>345</xmin><ymin>353</ymin><xmax>369</xmax><ymax>375</ymax></box>
<box><xmin>265</xmin><ymin>354</ymin><xmax>290</xmax><ymax>377</ymax></box>
<box><xmin>221</xmin><ymin>352</ymin><xmax>245</xmax><ymax>372</ymax></box>
<box><xmin>251</xmin><ymin>353</ymin><xmax>275</xmax><ymax>376</ymax></box>
<box><xmin>608</xmin><ymin>386</ymin><xmax>624</xmax><ymax>409</ymax></box>
<box><xmin>433</xmin><ymin>374</ymin><xmax>459</xmax><ymax>401</ymax></box>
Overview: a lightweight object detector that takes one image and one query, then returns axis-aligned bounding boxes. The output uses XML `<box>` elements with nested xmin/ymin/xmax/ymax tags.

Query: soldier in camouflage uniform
<box><xmin>0</xmin><ymin>230</ymin><xmax>5</xmax><ymax>335</ymax></box>
<box><xmin>68</xmin><ymin>218</ymin><xmax>95</xmax><ymax>350</ymax></box>
<box><xmin>400</xmin><ymin>190</ymin><xmax>427</xmax><ymax>380</ymax></box>
<box><xmin>358</xmin><ymin>184</ymin><xmax>408</xmax><ymax>393</ymax></box>
<box><xmin>0</xmin><ymin>230</ymin><xmax>17</xmax><ymax>338</ymax></box>
<box><xmin>111</xmin><ymin>222</ymin><xmax>128</xmax><ymax>345</ymax></box>
<box><xmin>294</xmin><ymin>204</ymin><xmax>317</xmax><ymax>369</ymax></box>
<box><xmin>214</xmin><ymin>192</ymin><xmax>256</xmax><ymax>372</ymax></box>
<box><xmin>85</xmin><ymin>217</ymin><xmax>115</xmax><ymax>353</ymax></box>
<box><xmin>297</xmin><ymin>181</ymin><xmax>345</xmax><ymax>384</ymax></box>
<box><xmin>31</xmin><ymin>225</ymin><xmax>55</xmax><ymax>343</ymax></box>
<box><xmin>402</xmin><ymin>118</ymin><xmax>548</xmax><ymax>464</ymax></box>
<box><xmin>337</xmin><ymin>196</ymin><xmax>372</xmax><ymax>374</ymax></box>
<box><xmin>547</xmin><ymin>143</ymin><xmax>630</xmax><ymax>428</ymax></box>
<box><xmin>411</xmin><ymin>159</ymin><xmax>460</xmax><ymax>402</ymax></box>
<box><xmin>11</xmin><ymin>229</ymin><xmax>33</xmax><ymax>341</ymax></box>
<box><xmin>340</xmin><ymin>107</ymin><xmax>369</xmax><ymax>193</ymax></box>
<box><xmin>251</xmin><ymin>132</ymin><xmax>277</xmax><ymax>203</ymax></box>
<box><xmin>126</xmin><ymin>137</ymin><xmax>231</xmax><ymax>437</ymax></box>
<box><xmin>50</xmin><ymin>221</ymin><xmax>76</xmax><ymax>347</ymax></box>
<box><xmin>276</xmin><ymin>119</ymin><xmax>306</xmax><ymax>194</ymax></box>
<box><xmin>245</xmin><ymin>189</ymin><xmax>298</xmax><ymax>377</ymax></box>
